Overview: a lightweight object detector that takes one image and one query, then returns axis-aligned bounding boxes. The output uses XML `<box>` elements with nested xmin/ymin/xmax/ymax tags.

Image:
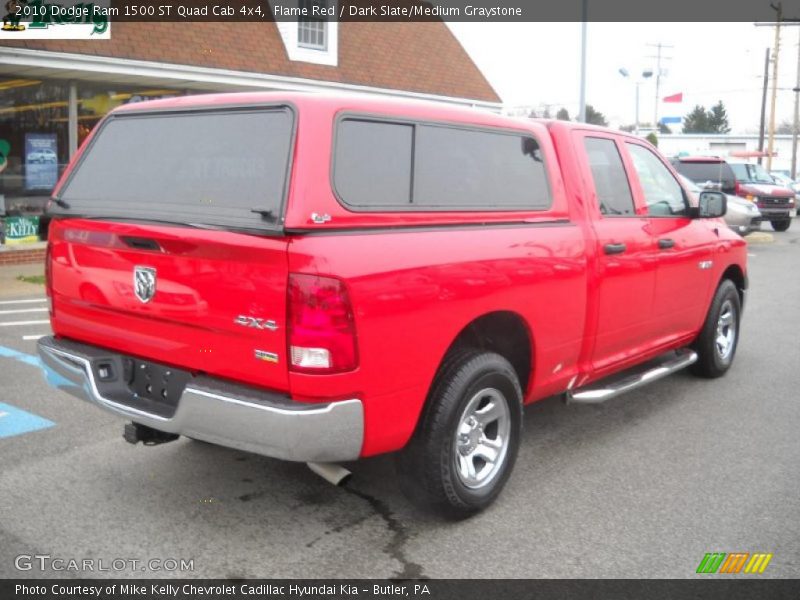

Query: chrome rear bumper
<box><xmin>37</xmin><ymin>337</ymin><xmax>363</xmax><ymax>462</ymax></box>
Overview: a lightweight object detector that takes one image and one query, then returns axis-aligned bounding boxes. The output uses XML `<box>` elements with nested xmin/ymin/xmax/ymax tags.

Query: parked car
<box><xmin>677</xmin><ymin>173</ymin><xmax>761</xmax><ymax>235</ymax></box>
<box><xmin>38</xmin><ymin>93</ymin><xmax>747</xmax><ymax>517</ymax></box>
<box><xmin>769</xmin><ymin>171</ymin><xmax>800</xmax><ymax>200</ymax></box>
<box><xmin>671</xmin><ymin>156</ymin><xmax>795</xmax><ymax>231</ymax></box>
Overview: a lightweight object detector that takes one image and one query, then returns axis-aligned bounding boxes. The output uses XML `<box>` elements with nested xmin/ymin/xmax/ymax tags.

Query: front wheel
<box><xmin>771</xmin><ymin>219</ymin><xmax>791</xmax><ymax>232</ymax></box>
<box><xmin>395</xmin><ymin>350</ymin><xmax>523</xmax><ymax>519</ymax></box>
<box><xmin>691</xmin><ymin>279</ymin><xmax>741</xmax><ymax>378</ymax></box>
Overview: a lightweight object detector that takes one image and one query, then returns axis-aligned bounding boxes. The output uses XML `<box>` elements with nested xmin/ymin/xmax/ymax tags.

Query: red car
<box><xmin>671</xmin><ymin>155</ymin><xmax>795</xmax><ymax>231</ymax></box>
<box><xmin>38</xmin><ymin>93</ymin><xmax>746</xmax><ymax>517</ymax></box>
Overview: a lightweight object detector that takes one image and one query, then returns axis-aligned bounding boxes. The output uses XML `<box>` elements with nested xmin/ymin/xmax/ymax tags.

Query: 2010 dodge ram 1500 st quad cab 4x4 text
<box><xmin>38</xmin><ymin>93</ymin><xmax>746</xmax><ymax>518</ymax></box>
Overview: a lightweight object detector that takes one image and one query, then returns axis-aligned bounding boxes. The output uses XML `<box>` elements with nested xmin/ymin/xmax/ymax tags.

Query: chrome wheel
<box><xmin>453</xmin><ymin>387</ymin><xmax>511</xmax><ymax>490</ymax></box>
<box><xmin>715</xmin><ymin>299</ymin><xmax>737</xmax><ymax>361</ymax></box>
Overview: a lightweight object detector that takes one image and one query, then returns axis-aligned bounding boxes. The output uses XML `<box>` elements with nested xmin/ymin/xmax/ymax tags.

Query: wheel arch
<box><xmin>720</xmin><ymin>263</ymin><xmax>747</xmax><ymax>306</ymax></box>
<box><xmin>435</xmin><ymin>310</ymin><xmax>534</xmax><ymax>397</ymax></box>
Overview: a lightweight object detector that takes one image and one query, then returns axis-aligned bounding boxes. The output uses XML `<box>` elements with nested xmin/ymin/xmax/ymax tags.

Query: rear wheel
<box><xmin>771</xmin><ymin>219</ymin><xmax>791</xmax><ymax>232</ymax></box>
<box><xmin>396</xmin><ymin>350</ymin><xmax>523</xmax><ymax>519</ymax></box>
<box><xmin>691</xmin><ymin>279</ymin><xmax>741</xmax><ymax>378</ymax></box>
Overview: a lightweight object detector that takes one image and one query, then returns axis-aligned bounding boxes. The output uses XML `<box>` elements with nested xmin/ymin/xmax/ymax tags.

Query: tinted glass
<box><xmin>333</xmin><ymin>119</ymin><xmax>551</xmax><ymax>211</ymax></box>
<box><xmin>672</xmin><ymin>160</ymin><xmax>735</xmax><ymax>192</ymax></box>
<box><xmin>583</xmin><ymin>137</ymin><xmax>635</xmax><ymax>216</ymax></box>
<box><xmin>413</xmin><ymin>125</ymin><xmax>550</xmax><ymax>209</ymax></box>
<box><xmin>626</xmin><ymin>143</ymin><xmax>688</xmax><ymax>217</ymax></box>
<box><xmin>334</xmin><ymin>119</ymin><xmax>413</xmax><ymax>207</ymax></box>
<box><xmin>58</xmin><ymin>109</ymin><xmax>294</xmax><ymax>230</ymax></box>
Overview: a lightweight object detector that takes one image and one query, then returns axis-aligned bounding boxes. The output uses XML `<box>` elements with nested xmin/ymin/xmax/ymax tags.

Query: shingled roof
<box><xmin>2</xmin><ymin>21</ymin><xmax>500</xmax><ymax>103</ymax></box>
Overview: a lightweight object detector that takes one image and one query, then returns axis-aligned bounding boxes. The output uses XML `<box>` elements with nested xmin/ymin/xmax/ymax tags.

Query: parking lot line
<box><xmin>22</xmin><ymin>335</ymin><xmax>47</xmax><ymax>341</ymax></box>
<box><xmin>0</xmin><ymin>320</ymin><xmax>50</xmax><ymax>327</ymax></box>
<box><xmin>0</xmin><ymin>308</ymin><xmax>48</xmax><ymax>315</ymax></box>
<box><xmin>0</xmin><ymin>298</ymin><xmax>46</xmax><ymax>305</ymax></box>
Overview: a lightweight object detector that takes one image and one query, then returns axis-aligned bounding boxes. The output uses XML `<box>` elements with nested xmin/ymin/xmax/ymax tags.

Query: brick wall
<box><xmin>0</xmin><ymin>247</ymin><xmax>46</xmax><ymax>266</ymax></box>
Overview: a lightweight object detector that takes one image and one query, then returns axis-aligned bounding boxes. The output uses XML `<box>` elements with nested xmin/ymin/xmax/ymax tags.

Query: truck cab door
<box><xmin>622</xmin><ymin>141</ymin><xmax>716</xmax><ymax>342</ymax></box>
<box><xmin>576</xmin><ymin>133</ymin><xmax>659</xmax><ymax>374</ymax></box>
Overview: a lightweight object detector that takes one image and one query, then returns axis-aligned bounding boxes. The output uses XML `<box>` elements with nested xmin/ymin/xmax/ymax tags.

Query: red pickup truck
<box><xmin>38</xmin><ymin>93</ymin><xmax>746</xmax><ymax>518</ymax></box>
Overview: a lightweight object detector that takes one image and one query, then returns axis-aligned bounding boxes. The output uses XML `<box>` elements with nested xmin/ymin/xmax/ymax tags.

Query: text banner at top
<box><xmin>11</xmin><ymin>0</ymin><xmax>800</xmax><ymax>24</ymax></box>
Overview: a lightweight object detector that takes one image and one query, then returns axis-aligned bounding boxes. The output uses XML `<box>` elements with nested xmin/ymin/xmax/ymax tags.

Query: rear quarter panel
<box><xmin>288</xmin><ymin>224</ymin><xmax>588</xmax><ymax>456</ymax></box>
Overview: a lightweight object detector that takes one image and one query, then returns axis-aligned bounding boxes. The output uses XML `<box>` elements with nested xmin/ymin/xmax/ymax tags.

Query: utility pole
<box><xmin>756</xmin><ymin>9</ymin><xmax>800</xmax><ymax>171</ymax></box>
<box><xmin>647</xmin><ymin>42</ymin><xmax>674</xmax><ymax>130</ymax></box>
<box><xmin>791</xmin><ymin>32</ymin><xmax>800</xmax><ymax>179</ymax></box>
<box><xmin>578</xmin><ymin>0</ymin><xmax>588</xmax><ymax>123</ymax></box>
<box><xmin>767</xmin><ymin>2</ymin><xmax>782</xmax><ymax>171</ymax></box>
<box><xmin>758</xmin><ymin>48</ymin><xmax>770</xmax><ymax>166</ymax></box>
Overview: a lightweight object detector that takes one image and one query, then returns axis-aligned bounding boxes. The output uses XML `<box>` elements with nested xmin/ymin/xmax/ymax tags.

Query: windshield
<box><xmin>56</xmin><ymin>107</ymin><xmax>295</xmax><ymax>231</ymax></box>
<box><xmin>730</xmin><ymin>163</ymin><xmax>775</xmax><ymax>184</ymax></box>
<box><xmin>749</xmin><ymin>163</ymin><xmax>775</xmax><ymax>183</ymax></box>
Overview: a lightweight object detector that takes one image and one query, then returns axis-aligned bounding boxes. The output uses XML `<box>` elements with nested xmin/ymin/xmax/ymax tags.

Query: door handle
<box><xmin>604</xmin><ymin>242</ymin><xmax>627</xmax><ymax>255</ymax></box>
<box><xmin>658</xmin><ymin>238</ymin><xmax>676</xmax><ymax>250</ymax></box>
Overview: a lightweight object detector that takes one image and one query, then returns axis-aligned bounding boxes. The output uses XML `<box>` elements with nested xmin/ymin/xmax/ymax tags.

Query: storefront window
<box><xmin>0</xmin><ymin>79</ymin><xmax>70</xmax><ymax>221</ymax></box>
<box><xmin>0</xmin><ymin>78</ymin><xmax>184</xmax><ymax>241</ymax></box>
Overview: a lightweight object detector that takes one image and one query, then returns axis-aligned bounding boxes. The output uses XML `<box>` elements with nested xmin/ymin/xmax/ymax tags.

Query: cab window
<box><xmin>583</xmin><ymin>137</ymin><xmax>635</xmax><ymax>216</ymax></box>
<box><xmin>626</xmin><ymin>143</ymin><xmax>688</xmax><ymax>217</ymax></box>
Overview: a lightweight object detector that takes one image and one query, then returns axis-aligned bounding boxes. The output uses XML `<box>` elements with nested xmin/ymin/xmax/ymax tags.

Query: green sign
<box><xmin>3</xmin><ymin>216</ymin><xmax>40</xmax><ymax>245</ymax></box>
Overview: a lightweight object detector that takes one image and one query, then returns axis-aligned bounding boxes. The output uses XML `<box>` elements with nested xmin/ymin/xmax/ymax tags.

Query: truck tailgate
<box><xmin>48</xmin><ymin>218</ymin><xmax>290</xmax><ymax>392</ymax></box>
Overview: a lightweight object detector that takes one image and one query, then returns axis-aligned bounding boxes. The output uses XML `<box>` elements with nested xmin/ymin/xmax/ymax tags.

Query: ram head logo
<box><xmin>134</xmin><ymin>266</ymin><xmax>157</xmax><ymax>304</ymax></box>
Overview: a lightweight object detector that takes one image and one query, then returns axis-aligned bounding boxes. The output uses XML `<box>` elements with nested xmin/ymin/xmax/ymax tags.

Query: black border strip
<box><xmin>286</xmin><ymin>218</ymin><xmax>573</xmax><ymax>235</ymax></box>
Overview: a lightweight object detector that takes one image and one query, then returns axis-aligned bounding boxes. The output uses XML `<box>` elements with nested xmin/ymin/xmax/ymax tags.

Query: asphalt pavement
<box><xmin>0</xmin><ymin>227</ymin><xmax>798</xmax><ymax>579</ymax></box>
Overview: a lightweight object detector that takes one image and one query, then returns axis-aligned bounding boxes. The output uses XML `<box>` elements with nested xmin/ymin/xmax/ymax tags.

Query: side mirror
<box><xmin>698</xmin><ymin>191</ymin><xmax>727</xmax><ymax>218</ymax></box>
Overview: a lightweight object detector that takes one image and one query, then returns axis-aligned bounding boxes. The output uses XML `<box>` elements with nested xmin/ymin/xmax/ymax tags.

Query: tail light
<box><xmin>44</xmin><ymin>240</ymin><xmax>53</xmax><ymax>317</ymax></box>
<box><xmin>287</xmin><ymin>273</ymin><xmax>358</xmax><ymax>374</ymax></box>
<box><xmin>734</xmin><ymin>181</ymin><xmax>742</xmax><ymax>197</ymax></box>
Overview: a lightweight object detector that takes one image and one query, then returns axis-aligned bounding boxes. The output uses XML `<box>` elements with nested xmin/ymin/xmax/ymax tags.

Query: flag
<box><xmin>663</xmin><ymin>93</ymin><xmax>683</xmax><ymax>103</ymax></box>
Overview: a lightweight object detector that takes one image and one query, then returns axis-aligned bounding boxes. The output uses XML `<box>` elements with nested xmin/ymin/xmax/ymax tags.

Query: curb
<box><xmin>744</xmin><ymin>232</ymin><xmax>775</xmax><ymax>244</ymax></box>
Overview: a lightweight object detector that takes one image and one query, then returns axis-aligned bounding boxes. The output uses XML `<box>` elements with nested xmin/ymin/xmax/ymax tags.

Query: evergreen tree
<box><xmin>556</xmin><ymin>107</ymin><xmax>571</xmax><ymax>121</ymax></box>
<box><xmin>585</xmin><ymin>105</ymin><xmax>608</xmax><ymax>127</ymax></box>
<box><xmin>707</xmin><ymin>101</ymin><xmax>731</xmax><ymax>134</ymax></box>
<box><xmin>682</xmin><ymin>105</ymin><xmax>710</xmax><ymax>133</ymax></box>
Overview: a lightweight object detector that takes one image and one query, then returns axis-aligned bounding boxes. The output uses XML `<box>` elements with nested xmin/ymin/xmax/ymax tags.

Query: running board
<box><xmin>566</xmin><ymin>349</ymin><xmax>698</xmax><ymax>404</ymax></box>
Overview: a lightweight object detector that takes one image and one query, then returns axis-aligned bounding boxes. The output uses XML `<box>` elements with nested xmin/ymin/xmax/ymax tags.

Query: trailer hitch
<box><xmin>123</xmin><ymin>422</ymin><xmax>179</xmax><ymax>446</ymax></box>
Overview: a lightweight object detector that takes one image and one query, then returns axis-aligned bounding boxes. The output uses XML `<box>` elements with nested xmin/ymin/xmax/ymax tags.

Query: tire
<box><xmin>691</xmin><ymin>279</ymin><xmax>741</xmax><ymax>378</ymax></box>
<box><xmin>771</xmin><ymin>219</ymin><xmax>791</xmax><ymax>232</ymax></box>
<box><xmin>395</xmin><ymin>349</ymin><xmax>523</xmax><ymax>519</ymax></box>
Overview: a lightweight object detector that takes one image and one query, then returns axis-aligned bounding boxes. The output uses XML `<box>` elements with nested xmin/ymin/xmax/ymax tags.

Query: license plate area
<box><xmin>91</xmin><ymin>356</ymin><xmax>191</xmax><ymax>418</ymax></box>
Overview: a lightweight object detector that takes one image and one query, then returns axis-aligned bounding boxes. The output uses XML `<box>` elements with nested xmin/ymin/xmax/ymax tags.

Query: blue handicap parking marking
<box><xmin>0</xmin><ymin>401</ymin><xmax>54</xmax><ymax>438</ymax></box>
<box><xmin>0</xmin><ymin>345</ymin><xmax>42</xmax><ymax>368</ymax></box>
<box><xmin>0</xmin><ymin>345</ymin><xmax>55</xmax><ymax>438</ymax></box>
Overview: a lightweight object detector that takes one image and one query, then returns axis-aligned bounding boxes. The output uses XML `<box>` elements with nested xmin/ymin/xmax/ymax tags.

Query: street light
<box><xmin>619</xmin><ymin>68</ymin><xmax>653</xmax><ymax>136</ymax></box>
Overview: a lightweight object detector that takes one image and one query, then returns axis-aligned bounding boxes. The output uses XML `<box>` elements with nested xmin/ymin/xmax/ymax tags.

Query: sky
<box><xmin>448</xmin><ymin>22</ymin><xmax>800</xmax><ymax>133</ymax></box>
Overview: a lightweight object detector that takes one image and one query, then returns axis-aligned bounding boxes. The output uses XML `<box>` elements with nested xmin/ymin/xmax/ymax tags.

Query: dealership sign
<box><xmin>0</xmin><ymin>0</ymin><xmax>110</xmax><ymax>39</ymax></box>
